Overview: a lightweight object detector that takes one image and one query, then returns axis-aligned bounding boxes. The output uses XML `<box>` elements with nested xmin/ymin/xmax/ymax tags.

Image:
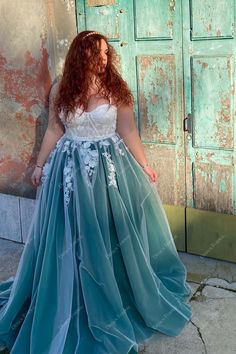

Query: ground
<box><xmin>0</xmin><ymin>238</ymin><xmax>236</xmax><ymax>354</ymax></box>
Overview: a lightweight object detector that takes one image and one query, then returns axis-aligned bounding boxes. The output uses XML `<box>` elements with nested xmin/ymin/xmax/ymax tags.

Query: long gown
<box><xmin>0</xmin><ymin>101</ymin><xmax>192</xmax><ymax>354</ymax></box>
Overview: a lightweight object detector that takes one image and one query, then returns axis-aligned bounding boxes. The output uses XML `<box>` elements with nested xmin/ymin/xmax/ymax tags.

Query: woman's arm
<box><xmin>116</xmin><ymin>104</ymin><xmax>158</xmax><ymax>182</ymax></box>
<box><xmin>31</xmin><ymin>82</ymin><xmax>65</xmax><ymax>186</ymax></box>
<box><xmin>116</xmin><ymin>104</ymin><xmax>148</xmax><ymax>167</ymax></box>
<box><xmin>36</xmin><ymin>82</ymin><xmax>65</xmax><ymax>167</ymax></box>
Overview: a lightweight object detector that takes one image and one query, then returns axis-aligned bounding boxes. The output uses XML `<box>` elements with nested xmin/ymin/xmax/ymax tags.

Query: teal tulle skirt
<box><xmin>0</xmin><ymin>132</ymin><xmax>192</xmax><ymax>354</ymax></box>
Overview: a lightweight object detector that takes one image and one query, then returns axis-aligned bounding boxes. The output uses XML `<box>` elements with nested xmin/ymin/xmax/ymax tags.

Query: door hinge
<box><xmin>184</xmin><ymin>113</ymin><xmax>192</xmax><ymax>133</ymax></box>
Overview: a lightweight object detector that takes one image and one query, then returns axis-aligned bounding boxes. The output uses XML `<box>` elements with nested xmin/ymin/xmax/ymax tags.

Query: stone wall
<box><xmin>0</xmin><ymin>0</ymin><xmax>77</xmax><ymax>199</ymax></box>
<box><xmin>0</xmin><ymin>0</ymin><xmax>77</xmax><ymax>242</ymax></box>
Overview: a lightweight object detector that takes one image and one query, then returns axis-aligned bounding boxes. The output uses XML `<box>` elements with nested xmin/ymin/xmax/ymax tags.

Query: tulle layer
<box><xmin>0</xmin><ymin>132</ymin><xmax>192</xmax><ymax>354</ymax></box>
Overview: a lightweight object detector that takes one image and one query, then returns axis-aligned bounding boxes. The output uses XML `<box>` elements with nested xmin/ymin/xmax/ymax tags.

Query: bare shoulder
<box><xmin>117</xmin><ymin>103</ymin><xmax>134</xmax><ymax>115</ymax></box>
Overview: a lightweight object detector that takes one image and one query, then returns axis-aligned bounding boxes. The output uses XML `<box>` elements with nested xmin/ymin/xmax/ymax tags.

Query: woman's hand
<box><xmin>143</xmin><ymin>165</ymin><xmax>158</xmax><ymax>183</ymax></box>
<box><xmin>31</xmin><ymin>166</ymin><xmax>43</xmax><ymax>187</ymax></box>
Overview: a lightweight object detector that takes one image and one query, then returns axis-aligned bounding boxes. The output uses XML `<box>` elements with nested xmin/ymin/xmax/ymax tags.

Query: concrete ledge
<box><xmin>0</xmin><ymin>193</ymin><xmax>36</xmax><ymax>244</ymax></box>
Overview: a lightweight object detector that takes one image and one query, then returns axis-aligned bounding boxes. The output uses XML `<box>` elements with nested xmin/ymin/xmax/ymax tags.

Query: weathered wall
<box><xmin>0</xmin><ymin>0</ymin><xmax>77</xmax><ymax>199</ymax></box>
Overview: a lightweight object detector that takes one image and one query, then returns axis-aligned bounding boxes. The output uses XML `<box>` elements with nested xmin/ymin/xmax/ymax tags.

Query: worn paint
<box><xmin>187</xmin><ymin>30</ymin><xmax>236</xmax><ymax>217</ymax></box>
<box><xmin>194</xmin><ymin>161</ymin><xmax>233</xmax><ymax>214</ymax></box>
<box><xmin>87</xmin><ymin>0</ymin><xmax>116</xmax><ymax>6</ymax></box>
<box><xmin>192</xmin><ymin>56</ymin><xmax>234</xmax><ymax>149</ymax></box>
<box><xmin>0</xmin><ymin>42</ymin><xmax>51</xmax><ymax>112</ymax></box>
<box><xmin>219</xmin><ymin>179</ymin><xmax>227</xmax><ymax>193</ymax></box>
<box><xmin>134</xmin><ymin>0</ymin><xmax>173</xmax><ymax>39</ymax></box>
<box><xmin>0</xmin><ymin>38</ymin><xmax>52</xmax><ymax>197</ymax></box>
<box><xmin>191</xmin><ymin>0</ymin><xmax>234</xmax><ymax>39</ymax></box>
<box><xmin>143</xmin><ymin>145</ymin><xmax>176</xmax><ymax>205</ymax></box>
<box><xmin>85</xmin><ymin>2</ymin><xmax>119</xmax><ymax>39</ymax></box>
<box><xmin>137</xmin><ymin>55</ymin><xmax>176</xmax><ymax>144</ymax></box>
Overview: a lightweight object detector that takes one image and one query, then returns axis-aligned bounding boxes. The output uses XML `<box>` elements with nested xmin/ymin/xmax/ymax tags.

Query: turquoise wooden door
<box><xmin>182</xmin><ymin>0</ymin><xmax>236</xmax><ymax>262</ymax></box>
<box><xmin>76</xmin><ymin>0</ymin><xmax>236</xmax><ymax>262</ymax></box>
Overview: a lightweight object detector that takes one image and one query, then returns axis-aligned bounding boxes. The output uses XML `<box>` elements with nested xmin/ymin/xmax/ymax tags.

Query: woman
<box><xmin>0</xmin><ymin>30</ymin><xmax>192</xmax><ymax>354</ymax></box>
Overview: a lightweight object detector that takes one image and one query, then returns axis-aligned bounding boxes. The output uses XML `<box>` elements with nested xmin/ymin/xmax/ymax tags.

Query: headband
<box><xmin>82</xmin><ymin>31</ymin><xmax>100</xmax><ymax>40</ymax></box>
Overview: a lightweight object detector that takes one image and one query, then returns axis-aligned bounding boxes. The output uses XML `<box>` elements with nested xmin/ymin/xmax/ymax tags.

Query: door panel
<box><xmin>133</xmin><ymin>0</ymin><xmax>174</xmax><ymax>40</ymax></box>
<box><xmin>137</xmin><ymin>54</ymin><xmax>176</xmax><ymax>144</ymax></box>
<box><xmin>190</xmin><ymin>0</ymin><xmax>234</xmax><ymax>40</ymax></box>
<box><xmin>192</xmin><ymin>56</ymin><xmax>234</xmax><ymax>150</ymax></box>
<box><xmin>183</xmin><ymin>0</ymin><xmax>236</xmax><ymax>261</ymax></box>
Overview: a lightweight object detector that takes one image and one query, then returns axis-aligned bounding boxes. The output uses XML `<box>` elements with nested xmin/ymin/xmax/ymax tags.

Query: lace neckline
<box><xmin>76</xmin><ymin>103</ymin><xmax>116</xmax><ymax>114</ymax></box>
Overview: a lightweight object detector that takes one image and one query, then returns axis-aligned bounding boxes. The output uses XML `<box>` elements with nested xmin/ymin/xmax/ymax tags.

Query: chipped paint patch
<box><xmin>0</xmin><ymin>38</ymin><xmax>52</xmax><ymax>197</ymax></box>
<box><xmin>191</xmin><ymin>0</ymin><xmax>234</xmax><ymax>39</ymax></box>
<box><xmin>85</xmin><ymin>3</ymin><xmax>119</xmax><ymax>40</ymax></box>
<box><xmin>0</xmin><ymin>40</ymin><xmax>51</xmax><ymax>112</ymax></box>
<box><xmin>134</xmin><ymin>0</ymin><xmax>173</xmax><ymax>39</ymax></box>
<box><xmin>87</xmin><ymin>0</ymin><xmax>116</xmax><ymax>6</ymax></box>
<box><xmin>192</xmin><ymin>55</ymin><xmax>233</xmax><ymax>150</ymax></box>
<box><xmin>194</xmin><ymin>161</ymin><xmax>233</xmax><ymax>214</ymax></box>
<box><xmin>137</xmin><ymin>55</ymin><xmax>176</xmax><ymax>144</ymax></box>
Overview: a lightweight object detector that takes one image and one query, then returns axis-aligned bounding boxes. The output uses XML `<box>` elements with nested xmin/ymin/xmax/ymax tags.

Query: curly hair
<box><xmin>54</xmin><ymin>30</ymin><xmax>134</xmax><ymax>120</ymax></box>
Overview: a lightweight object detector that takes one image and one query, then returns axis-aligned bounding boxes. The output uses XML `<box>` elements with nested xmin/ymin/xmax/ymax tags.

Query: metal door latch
<box><xmin>184</xmin><ymin>113</ymin><xmax>192</xmax><ymax>133</ymax></box>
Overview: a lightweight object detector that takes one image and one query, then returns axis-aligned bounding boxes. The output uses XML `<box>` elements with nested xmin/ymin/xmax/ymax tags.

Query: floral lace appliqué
<box><xmin>98</xmin><ymin>134</ymin><xmax>128</xmax><ymax>188</ymax></box>
<box><xmin>99</xmin><ymin>135</ymin><xmax>126</xmax><ymax>157</ymax></box>
<box><xmin>79</xmin><ymin>141</ymin><xmax>99</xmax><ymax>181</ymax></box>
<box><xmin>102</xmin><ymin>151</ymin><xmax>117</xmax><ymax>188</ymax></box>
<box><xmin>61</xmin><ymin>140</ymin><xmax>75</xmax><ymax>206</ymax></box>
<box><xmin>63</xmin><ymin>155</ymin><xmax>74</xmax><ymax>205</ymax></box>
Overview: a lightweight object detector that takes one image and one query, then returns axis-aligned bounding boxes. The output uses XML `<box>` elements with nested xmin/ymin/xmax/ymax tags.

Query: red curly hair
<box><xmin>54</xmin><ymin>30</ymin><xmax>134</xmax><ymax>120</ymax></box>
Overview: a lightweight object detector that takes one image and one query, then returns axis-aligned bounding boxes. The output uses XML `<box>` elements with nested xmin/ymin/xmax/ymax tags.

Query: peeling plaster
<box><xmin>0</xmin><ymin>38</ymin><xmax>52</xmax><ymax>197</ymax></box>
<box><xmin>0</xmin><ymin>40</ymin><xmax>51</xmax><ymax>112</ymax></box>
<box><xmin>60</xmin><ymin>0</ymin><xmax>75</xmax><ymax>12</ymax></box>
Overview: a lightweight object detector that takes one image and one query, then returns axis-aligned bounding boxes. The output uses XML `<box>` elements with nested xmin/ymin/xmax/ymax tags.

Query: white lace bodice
<box><xmin>59</xmin><ymin>103</ymin><xmax>117</xmax><ymax>141</ymax></box>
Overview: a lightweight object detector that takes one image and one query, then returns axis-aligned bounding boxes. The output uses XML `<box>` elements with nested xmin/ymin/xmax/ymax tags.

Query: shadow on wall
<box><xmin>0</xmin><ymin>0</ymin><xmax>78</xmax><ymax>200</ymax></box>
<box><xmin>0</xmin><ymin>41</ymin><xmax>53</xmax><ymax>199</ymax></box>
